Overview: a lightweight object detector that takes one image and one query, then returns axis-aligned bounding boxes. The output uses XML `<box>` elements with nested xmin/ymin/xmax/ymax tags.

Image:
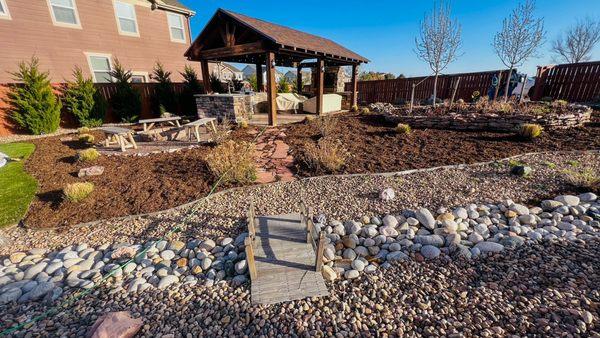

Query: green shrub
<box><xmin>179</xmin><ymin>65</ymin><xmax>203</xmax><ymax>115</ymax></box>
<box><xmin>7</xmin><ymin>57</ymin><xmax>61</xmax><ymax>135</ymax></box>
<box><xmin>395</xmin><ymin>123</ymin><xmax>411</xmax><ymax>134</ymax></box>
<box><xmin>63</xmin><ymin>182</ymin><xmax>94</xmax><ymax>202</ymax></box>
<box><xmin>206</xmin><ymin>140</ymin><xmax>257</xmax><ymax>184</ymax></box>
<box><xmin>277</xmin><ymin>76</ymin><xmax>291</xmax><ymax>93</ymax></box>
<box><xmin>109</xmin><ymin>59</ymin><xmax>141</xmax><ymax>123</ymax></box>
<box><xmin>238</xmin><ymin>120</ymin><xmax>249</xmax><ymax>129</ymax></box>
<box><xmin>518</xmin><ymin>124</ymin><xmax>543</xmax><ymax>140</ymax></box>
<box><xmin>77</xmin><ymin>148</ymin><xmax>99</xmax><ymax>162</ymax></box>
<box><xmin>79</xmin><ymin>133</ymin><xmax>95</xmax><ymax>144</ymax></box>
<box><xmin>63</xmin><ymin>67</ymin><xmax>104</xmax><ymax>128</ymax></box>
<box><xmin>350</xmin><ymin>105</ymin><xmax>359</xmax><ymax>112</ymax></box>
<box><xmin>563</xmin><ymin>168</ymin><xmax>600</xmax><ymax>191</ymax></box>
<box><xmin>360</xmin><ymin>107</ymin><xmax>370</xmax><ymax>114</ymax></box>
<box><xmin>78</xmin><ymin>127</ymin><xmax>90</xmax><ymax>134</ymax></box>
<box><xmin>152</xmin><ymin>61</ymin><xmax>177</xmax><ymax>114</ymax></box>
<box><xmin>209</xmin><ymin>72</ymin><xmax>225</xmax><ymax>93</ymax></box>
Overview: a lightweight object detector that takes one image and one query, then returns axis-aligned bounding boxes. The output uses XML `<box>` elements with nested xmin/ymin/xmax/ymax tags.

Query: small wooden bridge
<box><xmin>244</xmin><ymin>203</ymin><xmax>329</xmax><ymax>305</ymax></box>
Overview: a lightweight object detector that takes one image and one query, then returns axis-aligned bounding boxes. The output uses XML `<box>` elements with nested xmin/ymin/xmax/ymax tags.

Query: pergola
<box><xmin>184</xmin><ymin>9</ymin><xmax>369</xmax><ymax>126</ymax></box>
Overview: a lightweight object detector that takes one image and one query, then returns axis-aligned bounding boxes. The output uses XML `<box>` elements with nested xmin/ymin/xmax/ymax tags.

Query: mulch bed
<box><xmin>286</xmin><ymin>113</ymin><xmax>600</xmax><ymax>176</ymax></box>
<box><xmin>22</xmin><ymin>130</ymin><xmax>253</xmax><ymax>229</ymax></box>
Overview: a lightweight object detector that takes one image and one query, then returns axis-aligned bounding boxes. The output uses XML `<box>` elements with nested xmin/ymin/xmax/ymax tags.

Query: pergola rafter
<box><xmin>185</xmin><ymin>8</ymin><xmax>368</xmax><ymax>126</ymax></box>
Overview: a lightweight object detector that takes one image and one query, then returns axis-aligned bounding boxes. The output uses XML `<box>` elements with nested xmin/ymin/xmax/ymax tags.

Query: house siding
<box><xmin>0</xmin><ymin>0</ymin><xmax>196</xmax><ymax>83</ymax></box>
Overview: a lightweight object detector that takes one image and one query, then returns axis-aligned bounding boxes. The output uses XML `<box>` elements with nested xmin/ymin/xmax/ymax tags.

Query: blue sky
<box><xmin>180</xmin><ymin>0</ymin><xmax>600</xmax><ymax>77</ymax></box>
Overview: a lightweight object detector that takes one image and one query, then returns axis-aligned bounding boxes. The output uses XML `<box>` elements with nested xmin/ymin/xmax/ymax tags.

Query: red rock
<box><xmin>88</xmin><ymin>311</ymin><xmax>142</xmax><ymax>338</ymax></box>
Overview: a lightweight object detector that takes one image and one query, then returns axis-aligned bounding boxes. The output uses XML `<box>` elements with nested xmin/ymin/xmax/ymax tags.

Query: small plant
<box><xmin>544</xmin><ymin>161</ymin><xmax>557</xmax><ymax>169</ymax></box>
<box><xmin>63</xmin><ymin>182</ymin><xmax>94</xmax><ymax>202</ymax></box>
<box><xmin>566</xmin><ymin>160</ymin><xmax>580</xmax><ymax>167</ymax></box>
<box><xmin>209</xmin><ymin>72</ymin><xmax>225</xmax><ymax>93</ymax></box>
<box><xmin>109</xmin><ymin>58</ymin><xmax>141</xmax><ymax>123</ymax></box>
<box><xmin>206</xmin><ymin>140</ymin><xmax>257</xmax><ymax>184</ymax></box>
<box><xmin>350</xmin><ymin>105</ymin><xmax>359</xmax><ymax>112</ymax></box>
<box><xmin>63</xmin><ymin>67</ymin><xmax>104</xmax><ymax>128</ymax></box>
<box><xmin>563</xmin><ymin>168</ymin><xmax>600</xmax><ymax>192</ymax></box>
<box><xmin>474</xmin><ymin>96</ymin><xmax>489</xmax><ymax>111</ymax></box>
<box><xmin>210</xmin><ymin>119</ymin><xmax>232</xmax><ymax>145</ymax></box>
<box><xmin>313</xmin><ymin>116</ymin><xmax>337</xmax><ymax>138</ymax></box>
<box><xmin>360</xmin><ymin>107</ymin><xmax>370</xmax><ymax>114</ymax></box>
<box><xmin>395</xmin><ymin>123</ymin><xmax>411</xmax><ymax>134</ymax></box>
<box><xmin>471</xmin><ymin>91</ymin><xmax>481</xmax><ymax>102</ymax></box>
<box><xmin>508</xmin><ymin>159</ymin><xmax>526</xmax><ymax>167</ymax></box>
<box><xmin>553</xmin><ymin>99</ymin><xmax>568</xmax><ymax>107</ymax></box>
<box><xmin>454</xmin><ymin>99</ymin><xmax>468</xmax><ymax>111</ymax></box>
<box><xmin>79</xmin><ymin>133</ymin><xmax>95</xmax><ymax>144</ymax></box>
<box><xmin>77</xmin><ymin>148</ymin><xmax>99</xmax><ymax>162</ymax></box>
<box><xmin>304</xmin><ymin>115</ymin><xmax>316</xmax><ymax>123</ymax></box>
<box><xmin>301</xmin><ymin>138</ymin><xmax>349</xmax><ymax>173</ymax></box>
<box><xmin>7</xmin><ymin>57</ymin><xmax>62</xmax><ymax>135</ymax></box>
<box><xmin>517</xmin><ymin>123</ymin><xmax>542</xmax><ymax>140</ymax></box>
<box><xmin>78</xmin><ymin>127</ymin><xmax>91</xmax><ymax>134</ymax></box>
<box><xmin>277</xmin><ymin>76</ymin><xmax>292</xmax><ymax>93</ymax></box>
<box><xmin>238</xmin><ymin>120</ymin><xmax>249</xmax><ymax>129</ymax></box>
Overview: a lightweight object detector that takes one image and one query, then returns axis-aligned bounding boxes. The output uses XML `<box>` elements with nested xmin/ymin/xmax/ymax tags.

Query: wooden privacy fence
<box><xmin>345</xmin><ymin>70</ymin><xmax>510</xmax><ymax>104</ymax></box>
<box><xmin>531</xmin><ymin>61</ymin><xmax>600</xmax><ymax>102</ymax></box>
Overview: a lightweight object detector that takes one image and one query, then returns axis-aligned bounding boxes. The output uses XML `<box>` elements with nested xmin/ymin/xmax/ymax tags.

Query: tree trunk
<box><xmin>503</xmin><ymin>66</ymin><xmax>513</xmax><ymax>102</ymax></box>
<box><xmin>432</xmin><ymin>73</ymin><xmax>439</xmax><ymax>107</ymax></box>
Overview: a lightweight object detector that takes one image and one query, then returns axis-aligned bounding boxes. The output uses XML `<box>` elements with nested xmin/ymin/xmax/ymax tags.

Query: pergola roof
<box><xmin>185</xmin><ymin>9</ymin><xmax>369</xmax><ymax>66</ymax></box>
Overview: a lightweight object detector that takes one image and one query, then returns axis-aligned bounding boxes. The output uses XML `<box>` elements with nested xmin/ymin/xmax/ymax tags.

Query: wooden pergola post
<box><xmin>350</xmin><ymin>64</ymin><xmax>358</xmax><ymax>108</ymax></box>
<box><xmin>296</xmin><ymin>66</ymin><xmax>303</xmax><ymax>94</ymax></box>
<box><xmin>316</xmin><ymin>59</ymin><xmax>324</xmax><ymax>116</ymax></box>
<box><xmin>200</xmin><ymin>60</ymin><xmax>212</xmax><ymax>94</ymax></box>
<box><xmin>266</xmin><ymin>51</ymin><xmax>277</xmax><ymax>126</ymax></box>
<box><xmin>255</xmin><ymin>62</ymin><xmax>264</xmax><ymax>92</ymax></box>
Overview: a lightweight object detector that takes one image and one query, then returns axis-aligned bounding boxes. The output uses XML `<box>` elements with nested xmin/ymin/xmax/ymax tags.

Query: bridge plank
<box><xmin>251</xmin><ymin>213</ymin><xmax>329</xmax><ymax>305</ymax></box>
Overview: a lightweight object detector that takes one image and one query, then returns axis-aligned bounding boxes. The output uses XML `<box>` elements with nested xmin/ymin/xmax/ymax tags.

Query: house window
<box><xmin>131</xmin><ymin>72</ymin><xmax>148</xmax><ymax>83</ymax></box>
<box><xmin>48</xmin><ymin>0</ymin><xmax>80</xmax><ymax>27</ymax></box>
<box><xmin>114</xmin><ymin>1</ymin><xmax>138</xmax><ymax>36</ymax></box>
<box><xmin>167</xmin><ymin>13</ymin><xmax>185</xmax><ymax>43</ymax></box>
<box><xmin>87</xmin><ymin>54</ymin><xmax>113</xmax><ymax>83</ymax></box>
<box><xmin>0</xmin><ymin>0</ymin><xmax>10</xmax><ymax>19</ymax></box>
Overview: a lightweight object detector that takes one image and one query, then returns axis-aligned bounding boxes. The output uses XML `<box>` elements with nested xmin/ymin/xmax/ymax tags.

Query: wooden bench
<box><xmin>182</xmin><ymin>118</ymin><xmax>217</xmax><ymax>142</ymax></box>
<box><xmin>101</xmin><ymin>127</ymin><xmax>137</xmax><ymax>152</ymax></box>
<box><xmin>139</xmin><ymin>116</ymin><xmax>182</xmax><ymax>132</ymax></box>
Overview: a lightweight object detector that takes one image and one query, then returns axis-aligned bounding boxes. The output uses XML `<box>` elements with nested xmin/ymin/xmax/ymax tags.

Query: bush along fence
<box><xmin>348</xmin><ymin>61</ymin><xmax>600</xmax><ymax>105</ymax></box>
<box><xmin>531</xmin><ymin>61</ymin><xmax>600</xmax><ymax>103</ymax></box>
<box><xmin>0</xmin><ymin>82</ymin><xmax>195</xmax><ymax>136</ymax></box>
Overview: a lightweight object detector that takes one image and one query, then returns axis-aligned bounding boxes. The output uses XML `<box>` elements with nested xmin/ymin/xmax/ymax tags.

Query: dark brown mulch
<box><xmin>286</xmin><ymin>113</ymin><xmax>600</xmax><ymax>176</ymax></box>
<box><xmin>22</xmin><ymin>129</ymin><xmax>253</xmax><ymax>229</ymax></box>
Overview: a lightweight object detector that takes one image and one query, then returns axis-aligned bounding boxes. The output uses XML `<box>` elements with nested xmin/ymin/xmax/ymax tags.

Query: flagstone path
<box><xmin>252</xmin><ymin>128</ymin><xmax>296</xmax><ymax>184</ymax></box>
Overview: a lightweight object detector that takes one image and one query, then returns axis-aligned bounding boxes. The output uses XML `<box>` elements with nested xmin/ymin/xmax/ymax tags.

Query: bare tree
<box><xmin>493</xmin><ymin>0</ymin><xmax>545</xmax><ymax>101</ymax></box>
<box><xmin>414</xmin><ymin>0</ymin><xmax>462</xmax><ymax>107</ymax></box>
<box><xmin>551</xmin><ymin>18</ymin><xmax>600</xmax><ymax>63</ymax></box>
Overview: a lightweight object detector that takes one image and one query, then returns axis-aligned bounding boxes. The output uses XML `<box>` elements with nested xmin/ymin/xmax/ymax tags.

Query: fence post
<box><xmin>519</xmin><ymin>74</ymin><xmax>528</xmax><ymax>103</ymax></box>
<box><xmin>244</xmin><ymin>237</ymin><xmax>257</xmax><ymax>280</ymax></box>
<box><xmin>409</xmin><ymin>83</ymin><xmax>416</xmax><ymax>112</ymax></box>
<box><xmin>315</xmin><ymin>231</ymin><xmax>325</xmax><ymax>272</ymax></box>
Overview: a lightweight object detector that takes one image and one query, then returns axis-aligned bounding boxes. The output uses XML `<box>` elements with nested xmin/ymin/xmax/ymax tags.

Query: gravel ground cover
<box><xmin>1</xmin><ymin>238</ymin><xmax>598</xmax><ymax>336</ymax></box>
<box><xmin>285</xmin><ymin>113</ymin><xmax>600</xmax><ymax>176</ymax></box>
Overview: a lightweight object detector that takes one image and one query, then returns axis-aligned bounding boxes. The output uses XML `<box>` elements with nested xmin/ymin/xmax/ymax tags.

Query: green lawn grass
<box><xmin>0</xmin><ymin>142</ymin><xmax>37</xmax><ymax>228</ymax></box>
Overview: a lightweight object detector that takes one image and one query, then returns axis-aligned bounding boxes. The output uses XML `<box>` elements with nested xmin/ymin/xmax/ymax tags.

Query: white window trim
<box><xmin>167</xmin><ymin>12</ymin><xmax>186</xmax><ymax>43</ymax></box>
<box><xmin>113</xmin><ymin>0</ymin><xmax>140</xmax><ymax>37</ymax></box>
<box><xmin>131</xmin><ymin>71</ymin><xmax>149</xmax><ymax>83</ymax></box>
<box><xmin>85</xmin><ymin>52</ymin><xmax>113</xmax><ymax>83</ymax></box>
<box><xmin>0</xmin><ymin>0</ymin><xmax>11</xmax><ymax>20</ymax></box>
<box><xmin>46</xmin><ymin>0</ymin><xmax>82</xmax><ymax>29</ymax></box>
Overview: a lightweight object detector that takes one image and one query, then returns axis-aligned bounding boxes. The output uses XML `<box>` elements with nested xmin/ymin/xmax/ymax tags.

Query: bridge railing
<box><xmin>300</xmin><ymin>202</ymin><xmax>326</xmax><ymax>272</ymax></box>
<box><xmin>245</xmin><ymin>201</ymin><xmax>258</xmax><ymax>280</ymax></box>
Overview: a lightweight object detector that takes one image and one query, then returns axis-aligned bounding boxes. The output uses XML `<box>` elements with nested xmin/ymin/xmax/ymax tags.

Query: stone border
<box><xmin>20</xmin><ymin>149</ymin><xmax>597</xmax><ymax>233</ymax></box>
<box><xmin>383</xmin><ymin>107</ymin><xmax>592</xmax><ymax>132</ymax></box>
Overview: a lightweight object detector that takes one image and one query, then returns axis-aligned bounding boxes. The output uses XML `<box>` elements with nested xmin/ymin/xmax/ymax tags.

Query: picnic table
<box><xmin>101</xmin><ymin>127</ymin><xmax>137</xmax><ymax>152</ymax></box>
<box><xmin>139</xmin><ymin>116</ymin><xmax>182</xmax><ymax>132</ymax></box>
<box><xmin>183</xmin><ymin>118</ymin><xmax>218</xmax><ymax>142</ymax></box>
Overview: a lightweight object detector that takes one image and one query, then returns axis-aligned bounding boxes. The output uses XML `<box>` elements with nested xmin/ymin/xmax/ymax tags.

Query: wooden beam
<box><xmin>297</xmin><ymin>66</ymin><xmax>303</xmax><ymax>94</ymax></box>
<box><xmin>350</xmin><ymin>64</ymin><xmax>358</xmax><ymax>108</ymax></box>
<box><xmin>266</xmin><ymin>52</ymin><xmax>277</xmax><ymax>126</ymax></box>
<box><xmin>245</xmin><ymin>237</ymin><xmax>257</xmax><ymax>280</ymax></box>
<box><xmin>200</xmin><ymin>60</ymin><xmax>212</xmax><ymax>94</ymax></box>
<box><xmin>198</xmin><ymin>42</ymin><xmax>265</xmax><ymax>60</ymax></box>
<box><xmin>255</xmin><ymin>62</ymin><xmax>263</xmax><ymax>92</ymax></box>
<box><xmin>316</xmin><ymin>59</ymin><xmax>324</xmax><ymax>116</ymax></box>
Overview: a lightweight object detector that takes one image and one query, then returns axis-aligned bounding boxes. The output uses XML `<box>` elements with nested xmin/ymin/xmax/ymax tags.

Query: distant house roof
<box><xmin>222</xmin><ymin>10</ymin><xmax>368</xmax><ymax>63</ymax></box>
<box><xmin>242</xmin><ymin>65</ymin><xmax>283</xmax><ymax>75</ymax></box>
<box><xmin>220</xmin><ymin>62</ymin><xmax>242</xmax><ymax>73</ymax></box>
<box><xmin>149</xmin><ymin>0</ymin><xmax>195</xmax><ymax>15</ymax></box>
